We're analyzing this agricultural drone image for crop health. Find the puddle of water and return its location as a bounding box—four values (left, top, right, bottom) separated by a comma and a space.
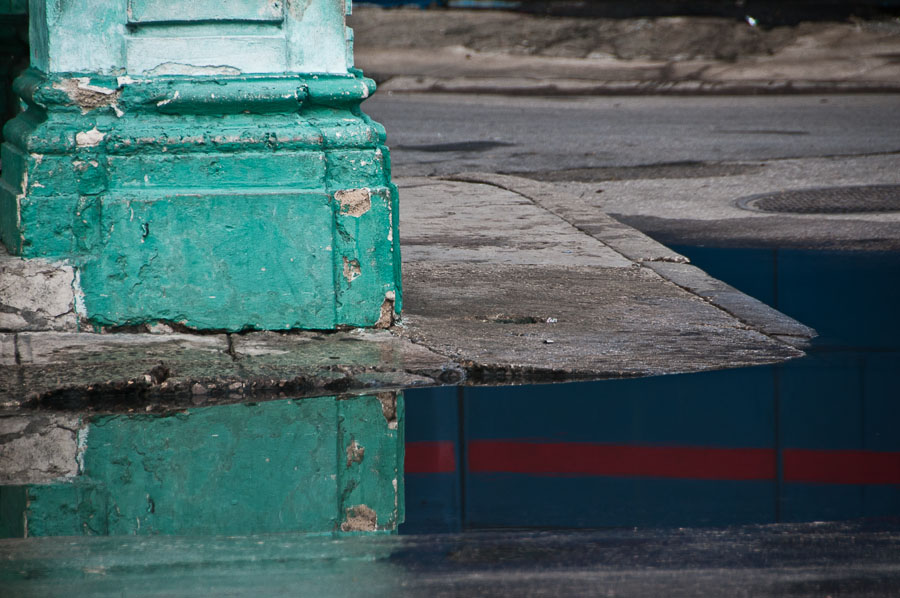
402, 248, 900, 533
2, 248, 897, 540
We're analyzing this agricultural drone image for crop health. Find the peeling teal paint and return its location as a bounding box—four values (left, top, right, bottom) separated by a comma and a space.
1, 393, 404, 537
1, 0, 401, 331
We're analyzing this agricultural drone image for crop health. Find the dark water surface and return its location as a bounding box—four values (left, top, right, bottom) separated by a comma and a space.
402, 248, 900, 533
4, 248, 899, 596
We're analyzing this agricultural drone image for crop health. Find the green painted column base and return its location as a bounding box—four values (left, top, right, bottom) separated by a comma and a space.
0, 70, 402, 331
0, 393, 404, 537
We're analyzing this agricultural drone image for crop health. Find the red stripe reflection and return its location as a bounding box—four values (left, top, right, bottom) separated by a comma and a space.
468, 441, 775, 481
784, 449, 900, 485
406, 441, 456, 474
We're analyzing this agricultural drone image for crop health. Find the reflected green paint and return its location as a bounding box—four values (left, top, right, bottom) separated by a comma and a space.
0, 486, 26, 537
1, 393, 404, 537
0, 533, 402, 597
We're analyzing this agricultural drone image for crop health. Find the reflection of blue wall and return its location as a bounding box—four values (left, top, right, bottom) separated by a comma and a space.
403, 386, 461, 533
679, 247, 900, 349
682, 248, 900, 525
402, 249, 900, 533
464, 374, 776, 528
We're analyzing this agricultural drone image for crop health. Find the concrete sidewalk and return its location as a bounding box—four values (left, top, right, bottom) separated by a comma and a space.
0, 176, 812, 411
350, 7, 900, 94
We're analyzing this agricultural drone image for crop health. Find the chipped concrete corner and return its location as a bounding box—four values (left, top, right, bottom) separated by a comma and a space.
376, 391, 399, 430
52, 77, 122, 114
375, 291, 397, 329
0, 0, 401, 332
336, 188, 372, 217
341, 504, 378, 532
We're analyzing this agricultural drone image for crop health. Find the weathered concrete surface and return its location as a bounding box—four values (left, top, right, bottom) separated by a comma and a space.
445, 173, 688, 264
397, 176, 806, 382
0, 329, 457, 410
402, 261, 800, 381
351, 7, 900, 94
0, 249, 79, 332
449, 173, 816, 346
0, 414, 81, 484
0, 177, 810, 407
229, 330, 462, 390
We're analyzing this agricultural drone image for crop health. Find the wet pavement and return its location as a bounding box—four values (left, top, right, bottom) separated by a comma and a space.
3, 520, 899, 597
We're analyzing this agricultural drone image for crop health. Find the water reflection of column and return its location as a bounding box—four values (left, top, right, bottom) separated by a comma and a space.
0, 392, 404, 537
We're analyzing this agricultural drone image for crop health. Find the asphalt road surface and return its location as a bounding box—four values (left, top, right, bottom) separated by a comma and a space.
369, 93, 900, 250
366, 93, 900, 178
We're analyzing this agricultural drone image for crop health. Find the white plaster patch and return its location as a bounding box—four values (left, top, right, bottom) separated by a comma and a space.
75, 423, 89, 475
73, 269, 86, 327
144, 62, 242, 77
156, 90, 181, 107
0, 248, 80, 332
76, 127, 106, 148
147, 322, 176, 334
0, 414, 83, 485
